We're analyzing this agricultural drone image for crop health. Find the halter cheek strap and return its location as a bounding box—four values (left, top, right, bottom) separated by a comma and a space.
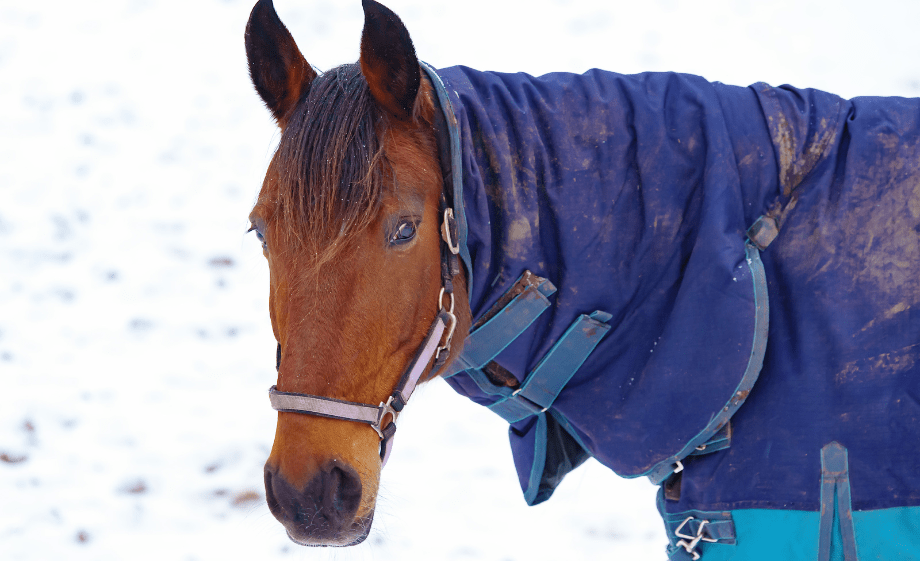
268, 206, 461, 466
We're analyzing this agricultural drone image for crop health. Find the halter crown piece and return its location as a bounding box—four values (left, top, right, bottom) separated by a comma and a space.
268, 64, 463, 466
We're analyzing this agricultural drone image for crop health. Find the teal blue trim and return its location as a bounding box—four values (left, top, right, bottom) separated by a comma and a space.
657, 503, 920, 559
517, 312, 612, 410
488, 389, 543, 421
487, 312, 611, 423
419, 62, 471, 287
688, 423, 732, 456
464, 368, 515, 398
854, 506, 920, 559
589, 310, 613, 322
684, 509, 820, 561
522, 413, 548, 506
443, 283, 554, 378
534, 277, 557, 298
439, 350, 477, 380
645, 241, 769, 485
645, 460, 678, 486
668, 547, 698, 560
819, 442, 858, 561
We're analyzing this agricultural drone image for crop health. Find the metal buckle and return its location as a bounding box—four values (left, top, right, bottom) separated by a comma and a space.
441, 208, 460, 255
438, 287, 455, 314
674, 516, 717, 560
372, 395, 400, 440
511, 387, 549, 413
435, 288, 458, 361
435, 312, 457, 362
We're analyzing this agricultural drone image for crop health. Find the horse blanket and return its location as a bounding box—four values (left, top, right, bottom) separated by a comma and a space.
422, 63, 920, 560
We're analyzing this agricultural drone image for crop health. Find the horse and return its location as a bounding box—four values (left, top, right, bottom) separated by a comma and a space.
244, 0, 920, 558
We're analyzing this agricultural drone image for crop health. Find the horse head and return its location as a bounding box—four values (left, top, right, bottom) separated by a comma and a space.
245, 0, 471, 546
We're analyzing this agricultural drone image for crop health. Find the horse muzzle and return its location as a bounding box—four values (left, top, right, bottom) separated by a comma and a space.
264, 460, 373, 546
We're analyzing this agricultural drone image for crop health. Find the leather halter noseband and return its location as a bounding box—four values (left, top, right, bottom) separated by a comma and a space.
269, 206, 460, 465
268, 63, 463, 466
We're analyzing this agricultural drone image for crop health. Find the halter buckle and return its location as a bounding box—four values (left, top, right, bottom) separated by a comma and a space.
373, 395, 400, 440
436, 289, 458, 362
435, 312, 457, 364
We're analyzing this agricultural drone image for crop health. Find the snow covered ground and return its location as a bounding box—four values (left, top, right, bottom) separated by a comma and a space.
2, 0, 918, 559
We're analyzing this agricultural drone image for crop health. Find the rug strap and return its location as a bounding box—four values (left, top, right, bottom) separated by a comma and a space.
487, 310, 612, 423
440, 271, 555, 381
818, 442, 859, 561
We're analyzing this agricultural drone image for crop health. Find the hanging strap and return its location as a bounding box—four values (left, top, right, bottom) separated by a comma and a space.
818, 442, 859, 561
647, 216, 774, 485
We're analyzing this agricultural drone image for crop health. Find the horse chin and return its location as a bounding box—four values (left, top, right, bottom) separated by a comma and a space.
284, 513, 374, 548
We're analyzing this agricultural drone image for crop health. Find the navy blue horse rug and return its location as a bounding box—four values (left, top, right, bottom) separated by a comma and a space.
423, 63, 920, 560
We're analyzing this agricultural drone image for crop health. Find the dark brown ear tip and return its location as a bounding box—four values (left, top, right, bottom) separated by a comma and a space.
245, 0, 280, 52
245, 0, 315, 127
361, 0, 398, 23
248, 0, 278, 27
358, 0, 421, 122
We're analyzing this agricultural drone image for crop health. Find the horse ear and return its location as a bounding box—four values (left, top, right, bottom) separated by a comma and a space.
359, 0, 421, 121
245, 0, 317, 128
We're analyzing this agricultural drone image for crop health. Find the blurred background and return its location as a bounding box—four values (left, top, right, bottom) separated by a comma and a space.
2, 0, 918, 559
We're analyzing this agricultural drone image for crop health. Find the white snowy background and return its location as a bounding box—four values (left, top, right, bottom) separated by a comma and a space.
2, 0, 918, 559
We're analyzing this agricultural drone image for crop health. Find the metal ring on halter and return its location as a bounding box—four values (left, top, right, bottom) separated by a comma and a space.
438, 287, 455, 313
373, 395, 400, 439
441, 208, 460, 255
436, 287, 457, 360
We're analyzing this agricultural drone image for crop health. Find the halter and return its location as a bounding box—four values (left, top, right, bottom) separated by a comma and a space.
268, 63, 463, 466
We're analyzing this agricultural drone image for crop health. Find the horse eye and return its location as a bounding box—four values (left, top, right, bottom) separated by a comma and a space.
391, 221, 417, 244
248, 224, 268, 251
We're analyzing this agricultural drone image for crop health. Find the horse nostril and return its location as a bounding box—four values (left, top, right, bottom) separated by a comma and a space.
326, 464, 362, 519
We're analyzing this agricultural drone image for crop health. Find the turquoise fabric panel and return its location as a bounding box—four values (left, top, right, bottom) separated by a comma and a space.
691, 510, 819, 561
679, 507, 920, 560
853, 506, 920, 560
